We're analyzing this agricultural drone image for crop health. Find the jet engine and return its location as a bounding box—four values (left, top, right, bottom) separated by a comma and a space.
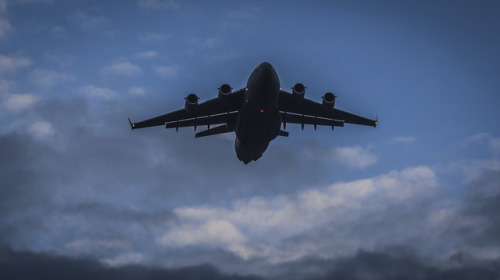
322, 92, 336, 110
185, 93, 199, 114
218, 83, 232, 105
292, 83, 305, 99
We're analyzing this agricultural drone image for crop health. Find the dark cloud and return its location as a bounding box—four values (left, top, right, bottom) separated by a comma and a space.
64, 202, 175, 227
274, 247, 500, 280
461, 170, 500, 246
0, 132, 59, 245
0, 246, 263, 280
3, 245, 500, 280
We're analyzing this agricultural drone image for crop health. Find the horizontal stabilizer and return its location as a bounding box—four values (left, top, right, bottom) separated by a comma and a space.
195, 124, 233, 138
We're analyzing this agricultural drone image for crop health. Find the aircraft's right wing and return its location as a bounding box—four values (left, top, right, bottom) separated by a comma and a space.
129, 87, 246, 130
278, 89, 377, 128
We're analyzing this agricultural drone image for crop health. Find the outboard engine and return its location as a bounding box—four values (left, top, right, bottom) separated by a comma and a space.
184, 93, 199, 114
218, 84, 232, 105
292, 83, 305, 99
322, 92, 336, 110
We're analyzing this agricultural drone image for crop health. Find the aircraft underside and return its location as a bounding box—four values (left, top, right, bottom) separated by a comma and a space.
128, 62, 377, 164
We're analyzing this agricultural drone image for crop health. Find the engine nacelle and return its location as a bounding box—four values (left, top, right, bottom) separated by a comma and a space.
184, 93, 199, 114
218, 83, 232, 105
322, 92, 336, 110
292, 83, 305, 99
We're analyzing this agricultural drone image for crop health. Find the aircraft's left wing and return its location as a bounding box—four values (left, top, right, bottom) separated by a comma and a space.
129, 87, 245, 131
278, 89, 377, 128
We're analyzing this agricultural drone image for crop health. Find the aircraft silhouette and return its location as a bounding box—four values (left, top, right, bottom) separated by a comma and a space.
129, 62, 377, 164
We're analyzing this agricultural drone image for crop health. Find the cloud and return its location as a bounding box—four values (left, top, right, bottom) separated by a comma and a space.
446, 134, 500, 181
28, 121, 55, 139
128, 87, 147, 96
0, 0, 6, 13
460, 133, 500, 153
138, 0, 179, 10
160, 166, 437, 261
448, 159, 500, 183
330, 145, 377, 168
161, 220, 245, 247
465, 132, 490, 143
63, 239, 128, 256
43, 52, 77, 68
134, 51, 158, 59
30, 68, 75, 87
0, 1, 9, 38
299, 143, 376, 169
0, 17, 10, 38
155, 65, 178, 78
461, 170, 500, 248
0, 54, 31, 74
0, 133, 59, 246
102, 252, 146, 267
0, 246, 264, 280
1, 92, 498, 278
489, 137, 500, 154
1, 94, 38, 111
275, 247, 500, 280
80, 85, 116, 99
101, 62, 143, 77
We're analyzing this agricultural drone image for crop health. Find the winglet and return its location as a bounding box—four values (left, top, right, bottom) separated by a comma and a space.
128, 118, 135, 130
374, 115, 378, 127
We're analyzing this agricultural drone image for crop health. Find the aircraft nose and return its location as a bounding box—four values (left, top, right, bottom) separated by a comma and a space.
259, 62, 273, 71
257, 62, 275, 76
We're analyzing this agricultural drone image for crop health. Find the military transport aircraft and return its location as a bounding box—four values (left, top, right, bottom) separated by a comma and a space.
128, 62, 377, 164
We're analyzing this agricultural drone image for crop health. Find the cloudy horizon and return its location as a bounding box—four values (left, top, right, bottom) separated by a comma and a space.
1, 0, 500, 279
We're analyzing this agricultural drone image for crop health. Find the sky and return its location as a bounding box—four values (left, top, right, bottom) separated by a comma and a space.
1, 0, 500, 279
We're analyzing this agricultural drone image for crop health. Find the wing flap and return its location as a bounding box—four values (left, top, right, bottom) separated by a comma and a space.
165, 111, 239, 129
281, 112, 344, 128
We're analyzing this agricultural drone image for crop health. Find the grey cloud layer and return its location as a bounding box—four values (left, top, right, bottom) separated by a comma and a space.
2, 245, 500, 280
0, 246, 263, 280
2, 97, 500, 279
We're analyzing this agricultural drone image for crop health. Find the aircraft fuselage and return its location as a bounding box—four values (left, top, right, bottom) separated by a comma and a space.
235, 62, 281, 164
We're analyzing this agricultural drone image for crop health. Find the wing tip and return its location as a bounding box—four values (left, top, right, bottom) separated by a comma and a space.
128, 118, 135, 130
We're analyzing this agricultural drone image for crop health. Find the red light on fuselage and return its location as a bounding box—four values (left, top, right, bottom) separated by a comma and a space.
260, 109, 264, 113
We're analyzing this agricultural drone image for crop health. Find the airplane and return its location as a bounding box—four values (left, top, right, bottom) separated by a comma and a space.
128, 62, 377, 164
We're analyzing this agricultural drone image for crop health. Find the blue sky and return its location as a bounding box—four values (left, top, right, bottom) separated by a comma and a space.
1, 0, 500, 279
